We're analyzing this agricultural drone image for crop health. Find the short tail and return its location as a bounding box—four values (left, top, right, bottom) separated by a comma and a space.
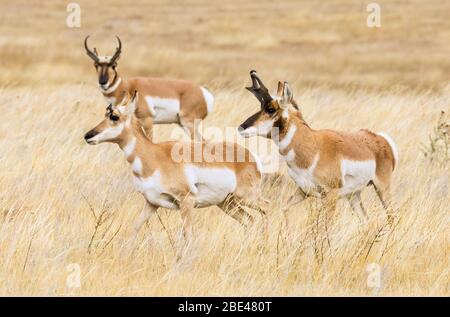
200, 86, 214, 114
377, 132, 399, 170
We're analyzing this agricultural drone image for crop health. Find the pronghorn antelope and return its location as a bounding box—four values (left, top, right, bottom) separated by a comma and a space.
84, 36, 214, 140
238, 71, 398, 220
84, 91, 266, 240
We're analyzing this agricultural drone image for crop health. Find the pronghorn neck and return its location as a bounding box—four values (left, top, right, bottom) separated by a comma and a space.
100, 74, 124, 96
273, 112, 317, 163
117, 116, 153, 163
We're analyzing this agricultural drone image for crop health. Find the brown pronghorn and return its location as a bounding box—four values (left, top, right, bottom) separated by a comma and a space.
238, 71, 398, 220
84, 91, 266, 240
84, 36, 214, 140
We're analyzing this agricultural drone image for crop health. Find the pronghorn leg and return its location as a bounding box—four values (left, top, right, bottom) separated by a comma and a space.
179, 115, 202, 141
347, 191, 368, 223
122, 200, 157, 255
322, 189, 339, 225
371, 180, 394, 222
282, 187, 307, 212
237, 195, 269, 239
239, 197, 268, 217
133, 200, 158, 238
218, 195, 254, 226
179, 194, 194, 241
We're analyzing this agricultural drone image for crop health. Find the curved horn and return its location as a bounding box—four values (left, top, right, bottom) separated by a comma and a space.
110, 35, 122, 64
245, 70, 272, 104
84, 35, 99, 63
250, 71, 269, 94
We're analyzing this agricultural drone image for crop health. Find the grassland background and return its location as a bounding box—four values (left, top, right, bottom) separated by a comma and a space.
0, 0, 448, 296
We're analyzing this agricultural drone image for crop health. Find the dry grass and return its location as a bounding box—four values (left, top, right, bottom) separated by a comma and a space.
0, 0, 448, 296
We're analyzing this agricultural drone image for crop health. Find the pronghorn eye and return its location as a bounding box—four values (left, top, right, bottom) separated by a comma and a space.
266, 107, 276, 114
110, 114, 119, 121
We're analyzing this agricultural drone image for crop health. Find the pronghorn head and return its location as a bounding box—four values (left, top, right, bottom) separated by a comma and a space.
84, 91, 137, 145
84, 35, 122, 90
238, 71, 293, 138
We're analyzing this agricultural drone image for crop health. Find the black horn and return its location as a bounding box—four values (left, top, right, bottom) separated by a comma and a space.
84, 35, 99, 63
109, 35, 122, 64
245, 70, 272, 105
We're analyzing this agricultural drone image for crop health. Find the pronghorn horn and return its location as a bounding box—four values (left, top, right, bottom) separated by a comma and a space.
251, 71, 269, 93
84, 35, 99, 63
109, 35, 122, 65
245, 70, 272, 104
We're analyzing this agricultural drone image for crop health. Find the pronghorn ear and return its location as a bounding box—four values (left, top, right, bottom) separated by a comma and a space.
282, 82, 293, 104
277, 81, 284, 97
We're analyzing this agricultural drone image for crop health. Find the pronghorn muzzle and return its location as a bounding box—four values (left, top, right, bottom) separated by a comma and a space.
84, 129, 98, 144
238, 111, 262, 133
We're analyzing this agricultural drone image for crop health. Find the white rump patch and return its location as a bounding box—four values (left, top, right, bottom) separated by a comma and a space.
340, 159, 376, 196
145, 96, 180, 123
184, 165, 237, 207
287, 154, 320, 196
376, 132, 399, 167
200, 87, 215, 114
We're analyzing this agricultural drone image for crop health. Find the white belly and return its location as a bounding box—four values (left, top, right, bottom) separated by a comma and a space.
133, 170, 177, 209
145, 96, 180, 123
340, 159, 376, 196
184, 165, 237, 207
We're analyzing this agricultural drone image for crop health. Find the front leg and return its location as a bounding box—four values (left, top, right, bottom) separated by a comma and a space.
133, 200, 158, 240
179, 194, 194, 242
282, 187, 307, 212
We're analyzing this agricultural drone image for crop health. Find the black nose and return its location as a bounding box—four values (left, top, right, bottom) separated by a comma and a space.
238, 125, 247, 132
84, 130, 97, 141
99, 75, 108, 85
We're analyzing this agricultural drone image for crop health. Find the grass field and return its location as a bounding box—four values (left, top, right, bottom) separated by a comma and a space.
0, 0, 448, 296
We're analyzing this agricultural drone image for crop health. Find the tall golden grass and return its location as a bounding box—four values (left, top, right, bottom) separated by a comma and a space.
0, 0, 448, 295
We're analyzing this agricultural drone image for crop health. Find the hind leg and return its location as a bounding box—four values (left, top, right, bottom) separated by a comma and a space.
372, 181, 395, 224
283, 187, 307, 212
234, 187, 269, 238
218, 195, 254, 226
179, 115, 202, 141
179, 92, 207, 141
347, 191, 368, 223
